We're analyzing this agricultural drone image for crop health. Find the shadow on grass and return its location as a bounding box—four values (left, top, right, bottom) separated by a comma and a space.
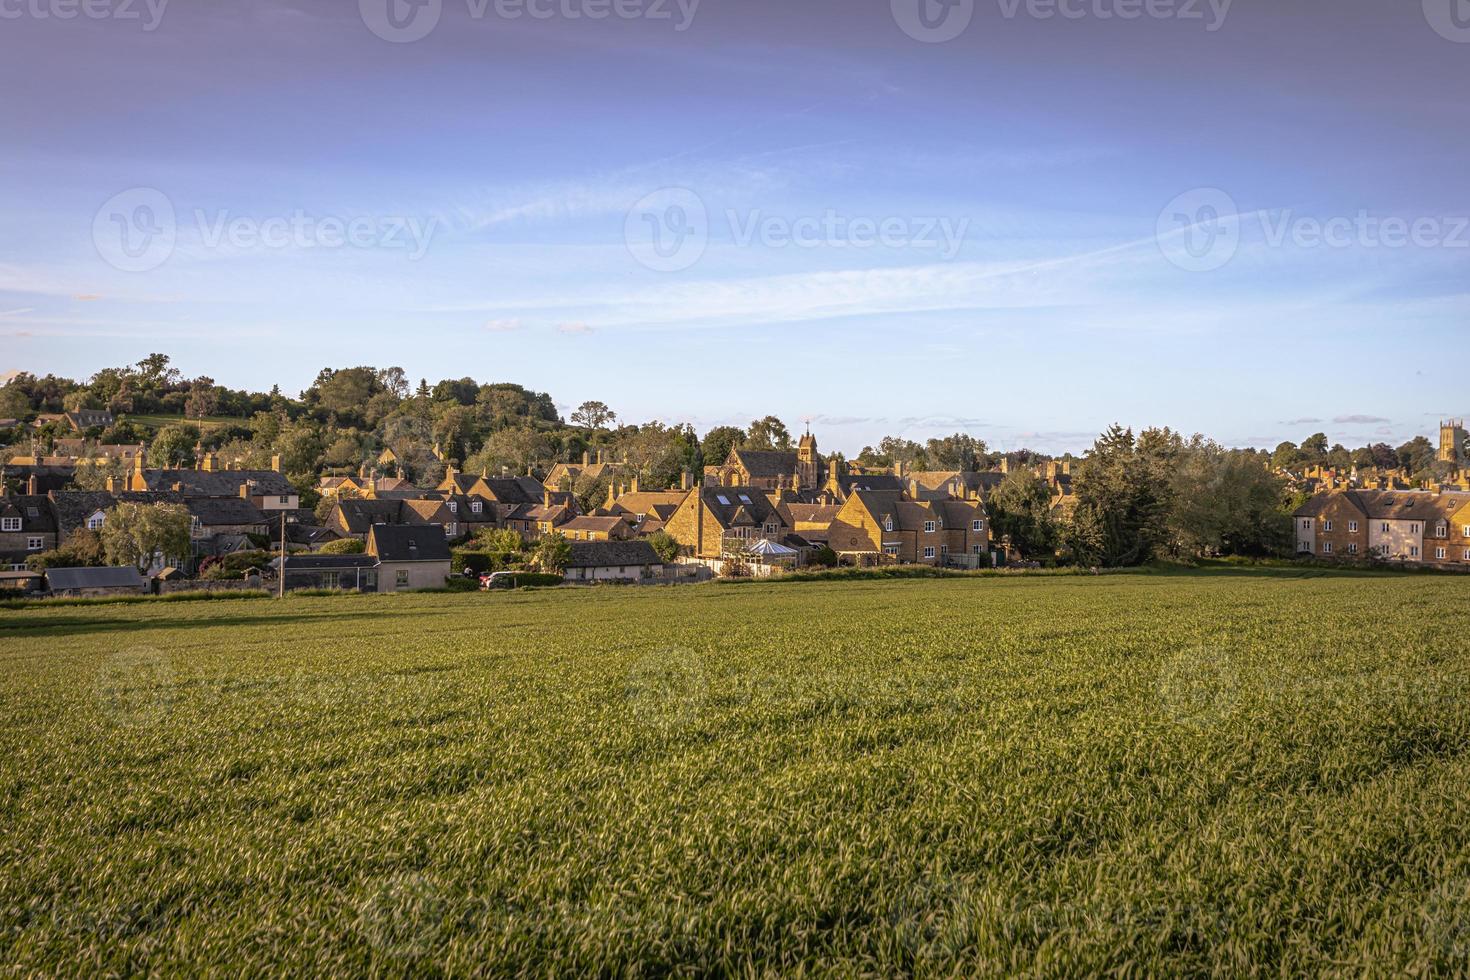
0, 609, 405, 640
1135, 560, 1446, 581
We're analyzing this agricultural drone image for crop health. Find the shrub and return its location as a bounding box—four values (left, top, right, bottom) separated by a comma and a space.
318, 538, 366, 555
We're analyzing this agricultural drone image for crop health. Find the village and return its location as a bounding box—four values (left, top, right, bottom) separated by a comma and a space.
4, 383, 1470, 599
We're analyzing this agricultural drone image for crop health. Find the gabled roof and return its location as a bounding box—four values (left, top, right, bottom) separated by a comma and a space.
367, 524, 452, 563
0, 495, 58, 533
564, 540, 662, 569
1294, 492, 1370, 519
700, 486, 786, 528
1355, 490, 1443, 521
561, 515, 628, 533
731, 449, 801, 478
786, 504, 841, 526
607, 491, 687, 521
334, 499, 405, 534
186, 497, 268, 527
142, 468, 295, 497
45, 566, 144, 591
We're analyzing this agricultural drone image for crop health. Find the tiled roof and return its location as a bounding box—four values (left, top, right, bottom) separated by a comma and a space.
732, 449, 800, 478
142, 468, 295, 497
368, 524, 451, 563
564, 540, 662, 569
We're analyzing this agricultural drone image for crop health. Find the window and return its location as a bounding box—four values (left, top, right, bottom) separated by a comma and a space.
1412, 524, 1421, 535
1324, 520, 1333, 532
0, 518, 19, 532
1382, 523, 1391, 534
1464, 549, 1470, 562
972, 520, 983, 532
87, 513, 105, 530
940, 545, 949, 556
1464, 526, 1470, 538
395, 570, 410, 588
279, 495, 291, 505
1322, 541, 1332, 554
447, 501, 458, 513
972, 545, 982, 555
716, 495, 731, 506
445, 523, 457, 536
1411, 547, 1420, 558
1437, 525, 1448, 538
471, 501, 483, 514
923, 546, 936, 559
1348, 543, 1358, 554
26, 537, 43, 551
883, 517, 893, 532
924, 521, 936, 533
737, 494, 752, 505
883, 544, 899, 556
1348, 521, 1358, 533
1437, 547, 1447, 560
1301, 519, 1312, 530
764, 523, 777, 535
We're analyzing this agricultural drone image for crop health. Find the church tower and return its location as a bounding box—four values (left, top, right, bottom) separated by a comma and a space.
1440, 420, 1467, 466
796, 426, 819, 489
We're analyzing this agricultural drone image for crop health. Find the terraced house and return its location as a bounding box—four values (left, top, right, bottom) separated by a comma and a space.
664, 485, 795, 560
0, 495, 57, 570
827, 490, 990, 567
1294, 490, 1470, 565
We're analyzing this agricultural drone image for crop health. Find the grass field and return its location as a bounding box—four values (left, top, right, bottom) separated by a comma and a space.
4, 570, 1470, 975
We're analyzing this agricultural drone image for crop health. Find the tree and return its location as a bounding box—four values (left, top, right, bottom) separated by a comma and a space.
476, 527, 525, 555
570, 400, 617, 431
1167, 439, 1291, 558
0, 383, 33, 420
1301, 432, 1330, 456
184, 378, 219, 420
1397, 437, 1437, 477
1067, 425, 1171, 567
746, 416, 793, 451
988, 469, 1057, 559
701, 425, 745, 466
532, 532, 571, 574
148, 423, 201, 468
318, 538, 366, 555
1271, 441, 1304, 471
647, 530, 680, 564
99, 503, 192, 573
26, 529, 105, 570
926, 433, 988, 472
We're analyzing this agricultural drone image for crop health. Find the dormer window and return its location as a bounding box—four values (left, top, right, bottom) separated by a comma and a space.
471, 501, 483, 514
883, 517, 893, 532
448, 501, 458, 513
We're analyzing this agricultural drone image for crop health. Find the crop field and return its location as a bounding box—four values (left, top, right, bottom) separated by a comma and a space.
3, 569, 1470, 975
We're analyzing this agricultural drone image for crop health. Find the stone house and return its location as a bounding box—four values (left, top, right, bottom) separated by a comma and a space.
664, 486, 794, 560
827, 490, 989, 566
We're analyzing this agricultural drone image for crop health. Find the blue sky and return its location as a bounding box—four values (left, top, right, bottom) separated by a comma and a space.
1, 0, 1467, 455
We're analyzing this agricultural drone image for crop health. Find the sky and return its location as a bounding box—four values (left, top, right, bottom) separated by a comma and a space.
1, 0, 1467, 456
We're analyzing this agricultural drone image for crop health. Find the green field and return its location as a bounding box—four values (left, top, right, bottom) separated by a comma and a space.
3, 571, 1470, 975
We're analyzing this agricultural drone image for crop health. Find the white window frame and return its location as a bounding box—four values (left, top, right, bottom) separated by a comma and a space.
1324, 520, 1333, 532
883, 518, 893, 532
1348, 521, 1358, 533
924, 521, 936, 533
972, 520, 983, 532
0, 518, 19, 532
87, 513, 105, 530
1436, 547, 1447, 560
471, 501, 483, 514
923, 546, 936, 559
1322, 541, 1332, 554
1348, 543, 1358, 554
26, 537, 44, 551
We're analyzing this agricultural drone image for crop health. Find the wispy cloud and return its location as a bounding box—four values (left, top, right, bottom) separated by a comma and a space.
1282, 418, 1324, 426
484, 318, 521, 332
1333, 414, 1392, 425
557, 321, 594, 335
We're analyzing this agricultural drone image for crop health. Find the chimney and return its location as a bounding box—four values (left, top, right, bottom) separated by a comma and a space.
106, 475, 117, 493
596, 450, 604, 465
543, 487, 553, 507
582, 451, 590, 466
680, 470, 692, 491
271, 454, 282, 473
631, 473, 640, 493
26, 475, 37, 495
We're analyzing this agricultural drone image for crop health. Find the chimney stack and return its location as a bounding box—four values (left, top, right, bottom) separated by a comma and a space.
631, 472, 640, 493
582, 450, 590, 466
271, 454, 282, 473
26, 475, 37, 495
680, 470, 692, 491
